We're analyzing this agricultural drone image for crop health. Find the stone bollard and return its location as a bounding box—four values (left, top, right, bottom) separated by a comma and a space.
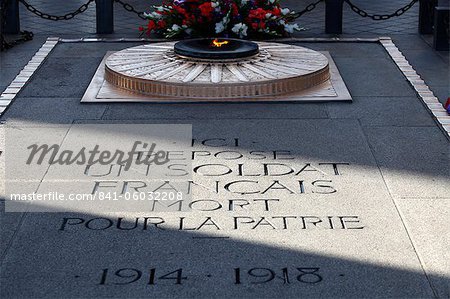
96, 0, 114, 34
325, 0, 344, 34
3, 0, 20, 34
433, 5, 449, 50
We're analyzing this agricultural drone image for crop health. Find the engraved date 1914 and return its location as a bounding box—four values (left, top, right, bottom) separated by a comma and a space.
97, 267, 323, 285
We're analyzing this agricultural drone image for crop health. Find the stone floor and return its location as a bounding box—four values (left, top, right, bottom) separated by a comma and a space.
0, 0, 449, 298
2, 0, 449, 104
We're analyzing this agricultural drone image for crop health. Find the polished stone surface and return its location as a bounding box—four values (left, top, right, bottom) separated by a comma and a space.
0, 119, 437, 297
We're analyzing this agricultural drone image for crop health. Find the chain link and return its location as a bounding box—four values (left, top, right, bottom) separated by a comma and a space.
114, 0, 146, 20
19, 0, 95, 21
292, 0, 324, 19
344, 0, 419, 21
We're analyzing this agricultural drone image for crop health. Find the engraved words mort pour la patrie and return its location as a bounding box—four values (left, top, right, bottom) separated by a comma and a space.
60, 137, 364, 232
55, 137, 364, 287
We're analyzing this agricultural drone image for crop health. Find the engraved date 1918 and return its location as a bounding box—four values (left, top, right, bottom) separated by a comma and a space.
97, 267, 323, 285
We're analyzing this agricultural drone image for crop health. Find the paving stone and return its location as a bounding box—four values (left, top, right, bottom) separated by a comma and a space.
0, 67, 22, 87
391, 35, 435, 51
427, 84, 450, 105
295, 43, 389, 58
18, 57, 103, 98
103, 102, 328, 120
363, 127, 450, 199
0, 48, 42, 68
1, 97, 107, 125
0, 201, 24, 259
0, 119, 434, 297
396, 199, 450, 298
401, 49, 449, 70
1, 182, 41, 259
332, 56, 416, 97
327, 96, 436, 127
50, 42, 142, 58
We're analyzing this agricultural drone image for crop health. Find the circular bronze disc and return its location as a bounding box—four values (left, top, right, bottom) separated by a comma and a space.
104, 42, 330, 99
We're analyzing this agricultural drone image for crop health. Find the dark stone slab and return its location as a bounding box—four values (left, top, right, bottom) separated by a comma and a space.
103, 102, 328, 120
1, 98, 107, 125
0, 201, 23, 259
297, 42, 389, 58
0, 67, 21, 87
332, 56, 416, 97
327, 96, 436, 127
428, 84, 450, 104
18, 57, 102, 98
364, 126, 450, 199
50, 42, 142, 58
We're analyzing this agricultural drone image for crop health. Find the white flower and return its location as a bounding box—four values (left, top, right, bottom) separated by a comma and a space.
268, 0, 276, 3
211, 2, 219, 8
283, 23, 300, 33
215, 22, 226, 34
232, 23, 248, 38
240, 0, 249, 6
265, 13, 272, 19
281, 8, 290, 15
151, 12, 163, 19
171, 24, 181, 31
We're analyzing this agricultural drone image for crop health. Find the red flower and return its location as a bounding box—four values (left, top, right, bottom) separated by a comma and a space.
272, 7, 281, 16
174, 6, 187, 16
147, 20, 156, 31
157, 20, 166, 28
231, 3, 239, 16
249, 8, 267, 20
198, 2, 214, 17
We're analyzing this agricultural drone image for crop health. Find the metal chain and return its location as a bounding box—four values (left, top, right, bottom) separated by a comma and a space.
344, 0, 419, 21
19, 0, 95, 21
292, 0, 324, 19
114, 0, 146, 20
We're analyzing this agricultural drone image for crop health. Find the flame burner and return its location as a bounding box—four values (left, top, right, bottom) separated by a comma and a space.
174, 38, 259, 60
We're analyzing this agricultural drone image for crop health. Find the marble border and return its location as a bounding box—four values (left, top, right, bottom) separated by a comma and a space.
0, 37, 59, 115
0, 37, 448, 138
378, 37, 450, 139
